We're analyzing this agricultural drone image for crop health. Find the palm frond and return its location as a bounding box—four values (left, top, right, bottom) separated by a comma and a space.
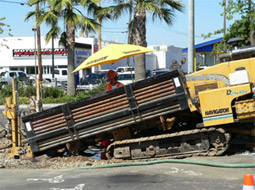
45, 26, 61, 42
152, 8, 175, 24
78, 15, 98, 33
65, 11, 80, 27
24, 11, 36, 22
59, 32, 68, 48
96, 4, 131, 21
159, 0, 184, 12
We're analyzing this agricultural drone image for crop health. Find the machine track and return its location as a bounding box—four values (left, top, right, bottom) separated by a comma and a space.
106, 128, 231, 160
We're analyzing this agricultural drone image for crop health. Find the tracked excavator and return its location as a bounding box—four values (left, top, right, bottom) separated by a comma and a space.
22, 45, 255, 160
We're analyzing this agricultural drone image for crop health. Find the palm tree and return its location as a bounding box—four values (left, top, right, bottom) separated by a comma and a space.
99, 0, 184, 80
26, 0, 98, 95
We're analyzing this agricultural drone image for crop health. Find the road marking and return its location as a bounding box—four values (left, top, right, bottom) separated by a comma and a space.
50, 184, 85, 190
164, 167, 202, 176
27, 175, 64, 183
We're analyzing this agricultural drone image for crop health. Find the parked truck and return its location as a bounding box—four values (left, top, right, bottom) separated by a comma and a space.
22, 45, 255, 159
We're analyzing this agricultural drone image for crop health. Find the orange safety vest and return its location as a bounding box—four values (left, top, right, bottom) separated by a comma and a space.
105, 82, 124, 91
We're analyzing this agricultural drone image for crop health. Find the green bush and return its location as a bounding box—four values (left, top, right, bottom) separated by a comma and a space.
42, 86, 65, 98
0, 81, 106, 104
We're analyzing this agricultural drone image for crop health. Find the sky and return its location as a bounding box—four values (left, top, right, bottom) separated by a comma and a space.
0, 0, 236, 48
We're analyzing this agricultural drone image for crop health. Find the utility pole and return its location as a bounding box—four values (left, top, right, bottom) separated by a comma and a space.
35, 3, 42, 112
223, 0, 226, 37
126, 0, 133, 67
32, 26, 37, 78
188, 0, 194, 73
36, 3, 42, 82
98, 1, 102, 71
52, 36, 55, 79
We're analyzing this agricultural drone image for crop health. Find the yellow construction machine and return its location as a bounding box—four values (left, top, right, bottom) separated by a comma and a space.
21, 45, 255, 160
186, 46, 255, 134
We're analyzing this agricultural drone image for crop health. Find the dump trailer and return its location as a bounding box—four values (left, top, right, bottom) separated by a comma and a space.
22, 46, 255, 160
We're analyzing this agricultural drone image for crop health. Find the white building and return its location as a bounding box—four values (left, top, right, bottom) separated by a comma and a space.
0, 35, 100, 79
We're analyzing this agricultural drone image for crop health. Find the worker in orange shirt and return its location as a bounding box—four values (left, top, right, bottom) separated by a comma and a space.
100, 70, 124, 159
105, 70, 124, 91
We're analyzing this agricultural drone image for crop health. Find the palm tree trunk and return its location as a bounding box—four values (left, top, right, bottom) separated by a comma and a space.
250, 30, 255, 45
66, 24, 76, 96
36, 3, 42, 82
131, 7, 147, 81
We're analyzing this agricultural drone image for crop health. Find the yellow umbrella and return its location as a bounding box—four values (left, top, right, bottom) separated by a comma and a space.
73, 43, 156, 73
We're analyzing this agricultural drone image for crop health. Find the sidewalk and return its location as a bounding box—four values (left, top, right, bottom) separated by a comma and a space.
0, 103, 63, 110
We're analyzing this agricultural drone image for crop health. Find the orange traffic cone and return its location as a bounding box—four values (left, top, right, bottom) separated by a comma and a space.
243, 174, 255, 190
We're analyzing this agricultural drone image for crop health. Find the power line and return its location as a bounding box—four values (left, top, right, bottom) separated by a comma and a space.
103, 27, 127, 30
0, 0, 26, 5
102, 31, 128, 33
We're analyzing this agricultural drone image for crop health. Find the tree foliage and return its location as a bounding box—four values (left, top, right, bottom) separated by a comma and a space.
0, 17, 12, 36
203, 0, 255, 51
98, 0, 184, 80
25, 0, 99, 95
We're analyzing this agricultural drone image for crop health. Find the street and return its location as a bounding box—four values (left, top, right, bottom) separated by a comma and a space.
1, 161, 255, 190
0, 104, 255, 190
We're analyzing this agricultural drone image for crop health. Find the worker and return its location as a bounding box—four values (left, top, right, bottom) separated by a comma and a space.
105, 70, 124, 91
100, 70, 124, 159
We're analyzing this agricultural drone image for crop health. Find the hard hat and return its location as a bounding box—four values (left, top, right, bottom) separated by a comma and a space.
107, 70, 117, 80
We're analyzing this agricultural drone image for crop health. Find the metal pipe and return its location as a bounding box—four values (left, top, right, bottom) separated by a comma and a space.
73, 101, 129, 120
34, 121, 66, 132
135, 87, 175, 101
134, 83, 174, 97
32, 113, 64, 125
72, 94, 127, 113
188, 0, 194, 73
219, 46, 255, 62
34, 123, 67, 135
134, 80, 173, 93
74, 104, 129, 122
32, 116, 66, 128
72, 98, 128, 116
137, 90, 176, 104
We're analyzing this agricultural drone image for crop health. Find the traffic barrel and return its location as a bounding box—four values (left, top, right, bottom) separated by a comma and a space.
243, 174, 254, 190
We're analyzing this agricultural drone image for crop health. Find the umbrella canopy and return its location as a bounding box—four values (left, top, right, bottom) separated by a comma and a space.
73, 44, 156, 73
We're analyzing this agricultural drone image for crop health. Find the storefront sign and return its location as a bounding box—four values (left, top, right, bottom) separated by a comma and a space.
13, 48, 68, 57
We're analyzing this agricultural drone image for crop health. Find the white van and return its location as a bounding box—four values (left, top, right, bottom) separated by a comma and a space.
44, 68, 67, 82
118, 72, 135, 85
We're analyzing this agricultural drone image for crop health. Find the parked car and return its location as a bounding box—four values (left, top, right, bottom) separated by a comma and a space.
116, 66, 134, 73
0, 70, 29, 86
80, 73, 105, 85
118, 72, 135, 85
152, 69, 170, 76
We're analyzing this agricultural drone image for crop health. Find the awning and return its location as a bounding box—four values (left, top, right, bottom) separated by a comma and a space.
182, 37, 223, 53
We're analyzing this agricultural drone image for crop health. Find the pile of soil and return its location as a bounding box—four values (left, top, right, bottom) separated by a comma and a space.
0, 138, 124, 169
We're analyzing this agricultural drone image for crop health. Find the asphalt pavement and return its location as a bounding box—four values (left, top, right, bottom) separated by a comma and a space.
1, 103, 255, 190
1, 162, 255, 190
